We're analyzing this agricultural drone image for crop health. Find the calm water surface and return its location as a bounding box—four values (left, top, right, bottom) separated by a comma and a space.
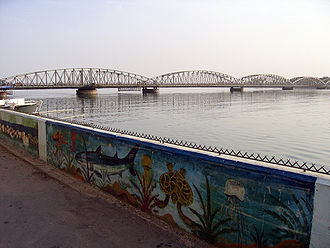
15, 88, 330, 169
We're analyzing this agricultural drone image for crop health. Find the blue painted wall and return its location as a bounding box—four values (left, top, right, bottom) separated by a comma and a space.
46, 120, 317, 247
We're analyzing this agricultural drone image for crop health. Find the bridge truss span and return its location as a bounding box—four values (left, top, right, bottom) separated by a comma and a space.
290, 77, 327, 88
1, 68, 150, 89
239, 74, 292, 87
1, 68, 329, 89
152, 70, 239, 87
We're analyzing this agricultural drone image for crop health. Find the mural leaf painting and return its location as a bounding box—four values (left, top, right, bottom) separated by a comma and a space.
63, 131, 76, 173
77, 136, 95, 183
130, 170, 159, 214
93, 169, 111, 188
263, 190, 313, 247
64, 148, 75, 173
189, 176, 236, 244
250, 225, 268, 248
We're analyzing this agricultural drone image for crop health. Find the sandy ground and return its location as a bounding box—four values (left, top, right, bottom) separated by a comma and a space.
0, 139, 210, 248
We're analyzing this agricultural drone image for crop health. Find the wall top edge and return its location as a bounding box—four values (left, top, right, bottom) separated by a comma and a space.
315, 177, 330, 187
0, 109, 42, 121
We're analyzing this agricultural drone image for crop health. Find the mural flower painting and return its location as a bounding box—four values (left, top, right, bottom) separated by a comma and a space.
52, 130, 69, 156
130, 155, 159, 214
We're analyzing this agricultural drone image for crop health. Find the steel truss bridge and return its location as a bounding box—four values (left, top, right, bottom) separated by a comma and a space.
0, 68, 329, 90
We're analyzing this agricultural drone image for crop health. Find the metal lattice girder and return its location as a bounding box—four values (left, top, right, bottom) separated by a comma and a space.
0, 69, 329, 89
290, 77, 327, 87
152, 70, 239, 86
0, 68, 150, 88
239, 74, 291, 87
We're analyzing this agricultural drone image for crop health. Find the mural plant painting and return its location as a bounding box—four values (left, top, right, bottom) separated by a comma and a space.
188, 176, 236, 244
45, 121, 316, 248
93, 169, 111, 188
52, 130, 69, 168
77, 136, 95, 183
63, 131, 76, 174
250, 225, 268, 248
130, 170, 159, 214
263, 190, 313, 247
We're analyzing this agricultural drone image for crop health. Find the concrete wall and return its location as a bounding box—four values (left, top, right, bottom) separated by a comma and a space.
1, 109, 329, 247
0, 110, 39, 157
310, 178, 330, 247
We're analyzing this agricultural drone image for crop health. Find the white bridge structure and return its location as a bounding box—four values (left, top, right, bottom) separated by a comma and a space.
0, 68, 329, 91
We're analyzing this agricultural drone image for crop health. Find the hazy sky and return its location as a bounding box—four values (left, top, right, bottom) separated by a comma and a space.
0, 0, 329, 78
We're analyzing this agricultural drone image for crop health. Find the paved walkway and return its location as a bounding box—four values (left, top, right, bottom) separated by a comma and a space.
0, 140, 208, 248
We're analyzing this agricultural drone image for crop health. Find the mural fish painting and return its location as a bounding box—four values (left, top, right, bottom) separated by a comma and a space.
75, 144, 140, 177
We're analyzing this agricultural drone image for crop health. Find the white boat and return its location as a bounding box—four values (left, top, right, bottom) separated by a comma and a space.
0, 98, 42, 114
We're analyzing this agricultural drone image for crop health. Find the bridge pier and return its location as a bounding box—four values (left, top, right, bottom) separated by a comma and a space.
76, 85, 98, 96
230, 87, 243, 93
282, 86, 293, 90
142, 87, 158, 94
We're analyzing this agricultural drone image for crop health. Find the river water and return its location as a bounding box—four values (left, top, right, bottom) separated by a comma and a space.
14, 88, 330, 169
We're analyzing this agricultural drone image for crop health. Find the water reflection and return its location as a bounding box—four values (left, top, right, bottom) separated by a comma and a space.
40, 89, 326, 116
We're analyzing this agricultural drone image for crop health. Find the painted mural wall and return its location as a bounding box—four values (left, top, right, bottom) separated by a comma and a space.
0, 111, 38, 157
46, 121, 316, 248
